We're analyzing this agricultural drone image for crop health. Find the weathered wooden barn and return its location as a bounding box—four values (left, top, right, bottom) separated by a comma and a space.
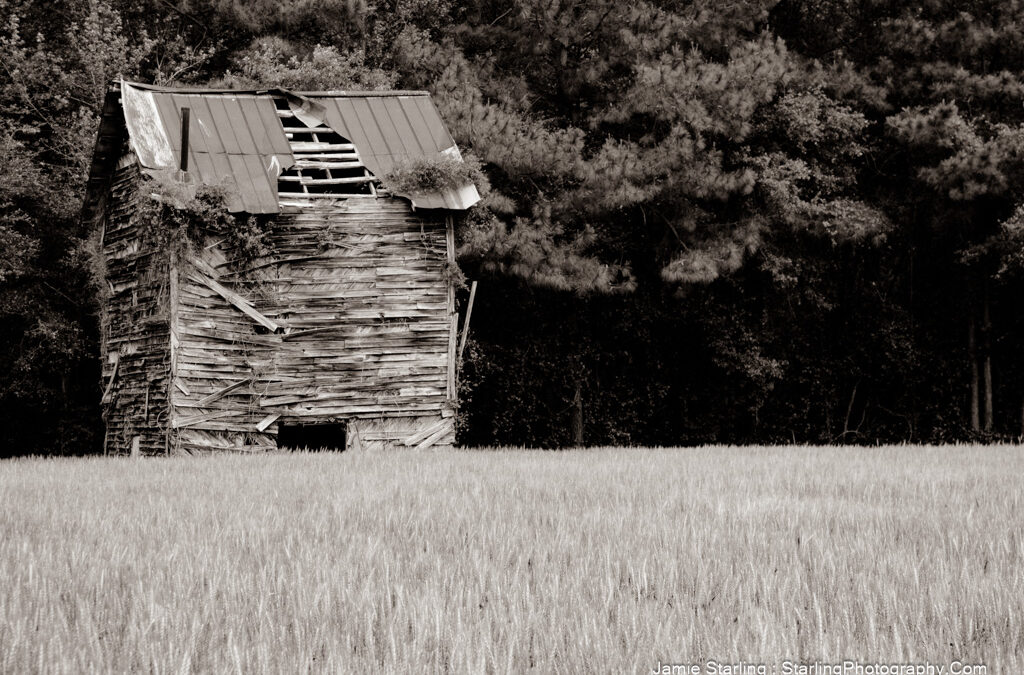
82, 81, 479, 454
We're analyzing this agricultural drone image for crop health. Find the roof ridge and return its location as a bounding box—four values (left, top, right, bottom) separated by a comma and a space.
119, 80, 430, 98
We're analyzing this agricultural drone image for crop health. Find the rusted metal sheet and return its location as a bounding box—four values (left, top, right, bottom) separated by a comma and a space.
112, 82, 479, 214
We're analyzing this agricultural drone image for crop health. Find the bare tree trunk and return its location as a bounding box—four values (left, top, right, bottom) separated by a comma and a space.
571, 381, 584, 446
982, 283, 994, 433
969, 315, 980, 433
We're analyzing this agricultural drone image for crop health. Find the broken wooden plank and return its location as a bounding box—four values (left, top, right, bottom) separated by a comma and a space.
414, 421, 452, 451
278, 175, 374, 185
289, 152, 361, 161
281, 326, 350, 342
259, 393, 320, 407
403, 418, 450, 447
346, 422, 363, 451
196, 378, 252, 406
293, 159, 362, 170
174, 379, 191, 396
458, 280, 478, 362
282, 125, 336, 134
172, 409, 236, 429
290, 141, 356, 152
101, 354, 120, 405
188, 271, 282, 333
255, 413, 280, 432
278, 192, 361, 200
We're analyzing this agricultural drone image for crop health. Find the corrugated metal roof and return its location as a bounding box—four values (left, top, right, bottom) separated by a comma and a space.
114, 81, 479, 214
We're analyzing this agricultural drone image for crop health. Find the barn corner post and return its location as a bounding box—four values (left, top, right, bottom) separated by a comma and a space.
163, 105, 190, 456
446, 213, 458, 406
166, 244, 181, 455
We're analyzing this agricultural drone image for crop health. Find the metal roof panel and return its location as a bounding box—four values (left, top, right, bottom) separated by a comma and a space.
220, 97, 259, 155
242, 154, 279, 213
254, 99, 293, 155
349, 98, 393, 163
189, 152, 216, 184
152, 93, 179, 157
109, 82, 478, 214
319, 99, 352, 140
412, 96, 455, 150
237, 96, 274, 155
207, 151, 235, 189
379, 97, 425, 156
123, 86, 174, 168
399, 97, 439, 153
188, 96, 225, 156
226, 153, 258, 210
366, 97, 404, 157
204, 96, 244, 154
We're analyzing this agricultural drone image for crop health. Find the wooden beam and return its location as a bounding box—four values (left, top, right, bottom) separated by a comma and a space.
415, 421, 452, 450
281, 326, 349, 342
292, 153, 360, 161
188, 271, 282, 333
282, 126, 335, 133
101, 354, 120, 405
255, 413, 280, 432
290, 141, 356, 152
196, 378, 252, 406
168, 248, 181, 453
258, 392, 320, 407
457, 280, 478, 363
172, 410, 236, 429
278, 174, 375, 185
292, 159, 364, 170
445, 215, 457, 401
346, 422, 363, 452
403, 418, 449, 447
277, 191, 364, 200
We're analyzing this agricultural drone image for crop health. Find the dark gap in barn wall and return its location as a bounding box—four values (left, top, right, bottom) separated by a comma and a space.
277, 423, 347, 451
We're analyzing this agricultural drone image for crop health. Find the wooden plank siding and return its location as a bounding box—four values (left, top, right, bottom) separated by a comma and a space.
92, 87, 476, 454
99, 160, 173, 455
167, 197, 457, 453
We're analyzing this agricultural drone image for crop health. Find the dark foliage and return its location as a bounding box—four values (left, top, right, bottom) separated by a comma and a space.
3, 0, 1024, 453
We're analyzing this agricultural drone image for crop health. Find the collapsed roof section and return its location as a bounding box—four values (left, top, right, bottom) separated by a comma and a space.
82, 80, 480, 226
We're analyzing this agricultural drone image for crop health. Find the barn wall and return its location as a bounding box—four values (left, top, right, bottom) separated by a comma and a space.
170, 197, 456, 452
100, 160, 172, 455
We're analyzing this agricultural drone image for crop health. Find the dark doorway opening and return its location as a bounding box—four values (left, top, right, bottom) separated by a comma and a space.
277, 423, 347, 451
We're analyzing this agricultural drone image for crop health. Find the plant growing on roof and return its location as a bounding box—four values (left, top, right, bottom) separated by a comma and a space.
224, 215, 276, 267
135, 171, 276, 272
384, 153, 485, 293
382, 153, 488, 196
134, 172, 233, 275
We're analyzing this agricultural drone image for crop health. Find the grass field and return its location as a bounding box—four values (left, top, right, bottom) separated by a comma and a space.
1, 446, 1021, 674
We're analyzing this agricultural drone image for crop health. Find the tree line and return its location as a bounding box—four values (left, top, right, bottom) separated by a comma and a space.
3, 0, 1024, 453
